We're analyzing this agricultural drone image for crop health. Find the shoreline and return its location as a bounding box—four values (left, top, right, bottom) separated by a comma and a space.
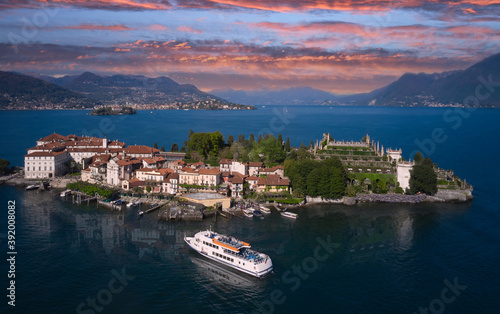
2, 175, 473, 205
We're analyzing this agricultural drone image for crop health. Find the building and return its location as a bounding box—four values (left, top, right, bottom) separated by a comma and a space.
24, 151, 70, 179
229, 177, 244, 198
387, 148, 402, 162
248, 162, 263, 176
162, 173, 179, 195
397, 161, 414, 190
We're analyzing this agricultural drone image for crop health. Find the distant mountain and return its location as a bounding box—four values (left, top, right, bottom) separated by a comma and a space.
53, 72, 222, 105
362, 52, 500, 107
0, 71, 94, 109
210, 87, 336, 106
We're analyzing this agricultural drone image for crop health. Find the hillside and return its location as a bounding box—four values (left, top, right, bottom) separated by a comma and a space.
364, 53, 500, 107
210, 87, 336, 106
58, 72, 224, 105
0, 71, 95, 109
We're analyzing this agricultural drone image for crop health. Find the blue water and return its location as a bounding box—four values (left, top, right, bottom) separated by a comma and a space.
0, 106, 499, 313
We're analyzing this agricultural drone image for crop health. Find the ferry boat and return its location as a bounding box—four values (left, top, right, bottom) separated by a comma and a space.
259, 206, 271, 214
184, 230, 273, 278
281, 211, 298, 219
60, 189, 71, 197
242, 208, 253, 218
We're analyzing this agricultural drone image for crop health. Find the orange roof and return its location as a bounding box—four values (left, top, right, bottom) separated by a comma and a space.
125, 145, 159, 154
245, 176, 260, 181
38, 133, 68, 142
199, 168, 220, 175
25, 151, 68, 157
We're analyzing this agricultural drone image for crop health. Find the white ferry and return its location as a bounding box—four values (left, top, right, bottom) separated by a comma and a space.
281, 211, 298, 219
184, 230, 273, 278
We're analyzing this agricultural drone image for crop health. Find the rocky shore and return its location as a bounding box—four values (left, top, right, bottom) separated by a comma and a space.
306, 189, 473, 206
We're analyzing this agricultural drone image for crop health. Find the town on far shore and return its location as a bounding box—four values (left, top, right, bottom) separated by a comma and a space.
19, 130, 473, 219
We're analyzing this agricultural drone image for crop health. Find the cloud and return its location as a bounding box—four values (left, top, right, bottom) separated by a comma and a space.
176, 26, 203, 34
57, 23, 135, 31
1, 0, 499, 13
148, 24, 169, 31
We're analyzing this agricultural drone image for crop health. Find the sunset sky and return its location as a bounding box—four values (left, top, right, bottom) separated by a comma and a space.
1, 0, 500, 94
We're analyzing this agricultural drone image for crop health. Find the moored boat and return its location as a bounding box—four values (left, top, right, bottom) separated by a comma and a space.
26, 185, 39, 191
253, 209, 263, 217
242, 208, 253, 217
184, 230, 273, 278
259, 206, 271, 214
281, 211, 298, 219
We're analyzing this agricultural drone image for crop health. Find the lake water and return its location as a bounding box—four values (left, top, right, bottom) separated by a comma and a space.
0, 106, 499, 313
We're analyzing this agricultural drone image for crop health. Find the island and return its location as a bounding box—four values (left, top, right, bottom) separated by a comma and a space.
12, 131, 472, 220
89, 106, 136, 115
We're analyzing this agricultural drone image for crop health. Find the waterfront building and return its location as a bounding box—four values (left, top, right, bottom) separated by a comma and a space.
397, 161, 414, 190
229, 177, 244, 198
387, 148, 402, 162
24, 151, 71, 179
162, 173, 179, 194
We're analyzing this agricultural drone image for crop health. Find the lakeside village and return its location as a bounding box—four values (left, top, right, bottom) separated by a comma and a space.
18, 131, 473, 220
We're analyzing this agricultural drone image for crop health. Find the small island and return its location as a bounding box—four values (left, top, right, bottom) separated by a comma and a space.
89, 106, 136, 115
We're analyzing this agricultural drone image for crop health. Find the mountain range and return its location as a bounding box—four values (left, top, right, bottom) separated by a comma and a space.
2, 52, 499, 109
215, 52, 500, 108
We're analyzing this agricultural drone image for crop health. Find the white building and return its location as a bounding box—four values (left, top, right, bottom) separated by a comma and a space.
24, 151, 70, 179
397, 161, 414, 191
387, 148, 402, 162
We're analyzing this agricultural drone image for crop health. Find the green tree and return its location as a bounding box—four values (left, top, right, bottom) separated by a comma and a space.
146, 186, 151, 193
258, 134, 263, 143
414, 151, 424, 165
409, 157, 437, 195
260, 135, 286, 164
277, 134, 283, 145
153, 142, 158, 149
238, 134, 245, 143
0, 159, 11, 175
160, 146, 166, 152
310, 140, 314, 148
227, 135, 234, 146
170, 143, 178, 152
285, 138, 291, 152
249, 133, 255, 143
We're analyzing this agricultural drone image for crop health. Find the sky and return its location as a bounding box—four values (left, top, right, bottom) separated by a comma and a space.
1, 1, 500, 94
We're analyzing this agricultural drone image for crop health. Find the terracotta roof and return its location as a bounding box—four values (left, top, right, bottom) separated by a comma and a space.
180, 167, 197, 173
82, 168, 90, 172
158, 168, 174, 175
230, 177, 244, 184
92, 154, 111, 163
245, 176, 260, 181
38, 133, 68, 142
265, 175, 290, 186
221, 171, 231, 177
135, 167, 157, 172
125, 145, 159, 154
231, 171, 245, 178
163, 172, 179, 182
248, 162, 264, 167
153, 156, 165, 162
219, 159, 232, 164
127, 178, 145, 187
116, 159, 134, 166
272, 165, 284, 170
25, 151, 68, 157
142, 158, 157, 164
198, 168, 220, 175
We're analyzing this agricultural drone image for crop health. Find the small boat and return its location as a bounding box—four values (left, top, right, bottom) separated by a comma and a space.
281, 211, 298, 219
242, 208, 253, 218
253, 209, 263, 217
138, 211, 144, 217
26, 185, 39, 191
275, 205, 285, 212
259, 206, 271, 214
60, 189, 71, 197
